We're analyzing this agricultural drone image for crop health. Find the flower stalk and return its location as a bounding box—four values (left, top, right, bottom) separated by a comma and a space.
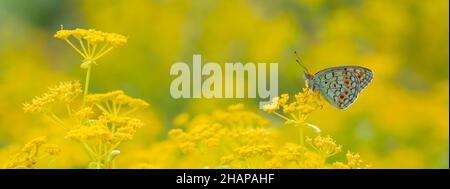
263, 87, 324, 161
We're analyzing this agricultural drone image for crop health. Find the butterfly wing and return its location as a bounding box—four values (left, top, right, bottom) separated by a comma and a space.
312, 66, 373, 109
346, 66, 374, 91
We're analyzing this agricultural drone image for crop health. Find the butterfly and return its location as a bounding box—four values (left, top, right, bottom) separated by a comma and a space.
294, 52, 374, 109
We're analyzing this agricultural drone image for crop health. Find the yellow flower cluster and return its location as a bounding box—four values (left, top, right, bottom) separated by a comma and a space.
262, 87, 324, 166
266, 143, 327, 168
65, 104, 145, 169
22, 89, 149, 169
261, 94, 288, 113
23, 81, 82, 113
306, 135, 342, 158
5, 136, 60, 168
168, 104, 280, 168
144, 103, 371, 169
229, 128, 272, 145
54, 27, 127, 67
219, 155, 235, 166
234, 144, 273, 160
345, 152, 371, 169
55, 28, 127, 47
218, 144, 273, 168
331, 152, 371, 169
277, 143, 302, 162
169, 123, 224, 153
169, 104, 272, 154
44, 144, 62, 156
66, 113, 144, 144
188, 103, 270, 129
265, 143, 303, 168
18, 27, 146, 169
263, 135, 366, 169
87, 90, 149, 115
74, 107, 95, 121
263, 87, 323, 115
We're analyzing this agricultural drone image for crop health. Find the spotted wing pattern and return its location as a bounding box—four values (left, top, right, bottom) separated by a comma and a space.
312, 66, 373, 109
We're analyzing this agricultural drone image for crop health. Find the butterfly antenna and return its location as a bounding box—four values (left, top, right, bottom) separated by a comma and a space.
294, 51, 310, 73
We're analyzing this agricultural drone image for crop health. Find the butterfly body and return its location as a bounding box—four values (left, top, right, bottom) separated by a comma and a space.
304, 66, 374, 109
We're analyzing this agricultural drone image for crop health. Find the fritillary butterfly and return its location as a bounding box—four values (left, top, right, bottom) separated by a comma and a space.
295, 52, 374, 109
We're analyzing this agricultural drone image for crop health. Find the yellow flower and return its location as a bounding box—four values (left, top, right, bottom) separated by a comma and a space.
168, 129, 184, 138
74, 107, 94, 120
301, 151, 328, 168
87, 90, 149, 115
5, 136, 60, 169
262, 97, 280, 113
111, 117, 144, 143
169, 123, 224, 153
22, 136, 47, 153
54, 29, 72, 39
179, 142, 196, 153
23, 81, 82, 113
278, 143, 302, 162
227, 103, 244, 111
263, 93, 289, 113
346, 151, 370, 169
332, 162, 350, 169
282, 102, 297, 114
264, 88, 323, 115
220, 155, 235, 165
66, 113, 144, 144
279, 94, 289, 106
206, 137, 220, 148
44, 144, 62, 156
234, 144, 273, 160
212, 104, 270, 128
65, 123, 111, 142
294, 88, 324, 114
229, 128, 272, 144
265, 158, 284, 168
306, 135, 342, 158
54, 27, 127, 67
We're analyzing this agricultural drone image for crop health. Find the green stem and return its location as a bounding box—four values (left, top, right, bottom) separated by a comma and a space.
273, 112, 290, 121
105, 101, 112, 113
49, 113, 67, 130
65, 39, 86, 59
245, 158, 251, 168
66, 104, 72, 117
93, 46, 114, 60
298, 122, 305, 161
95, 104, 109, 113
86, 41, 92, 58
112, 101, 117, 115
111, 123, 116, 133
78, 38, 89, 57
91, 44, 97, 58
122, 107, 138, 116
83, 65, 92, 106
82, 141, 96, 160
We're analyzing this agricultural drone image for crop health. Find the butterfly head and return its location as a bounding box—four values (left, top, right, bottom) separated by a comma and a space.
304, 72, 316, 91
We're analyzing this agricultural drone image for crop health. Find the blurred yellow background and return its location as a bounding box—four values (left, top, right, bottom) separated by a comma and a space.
0, 0, 448, 168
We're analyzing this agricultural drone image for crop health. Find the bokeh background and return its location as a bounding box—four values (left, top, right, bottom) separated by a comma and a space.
0, 0, 448, 168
